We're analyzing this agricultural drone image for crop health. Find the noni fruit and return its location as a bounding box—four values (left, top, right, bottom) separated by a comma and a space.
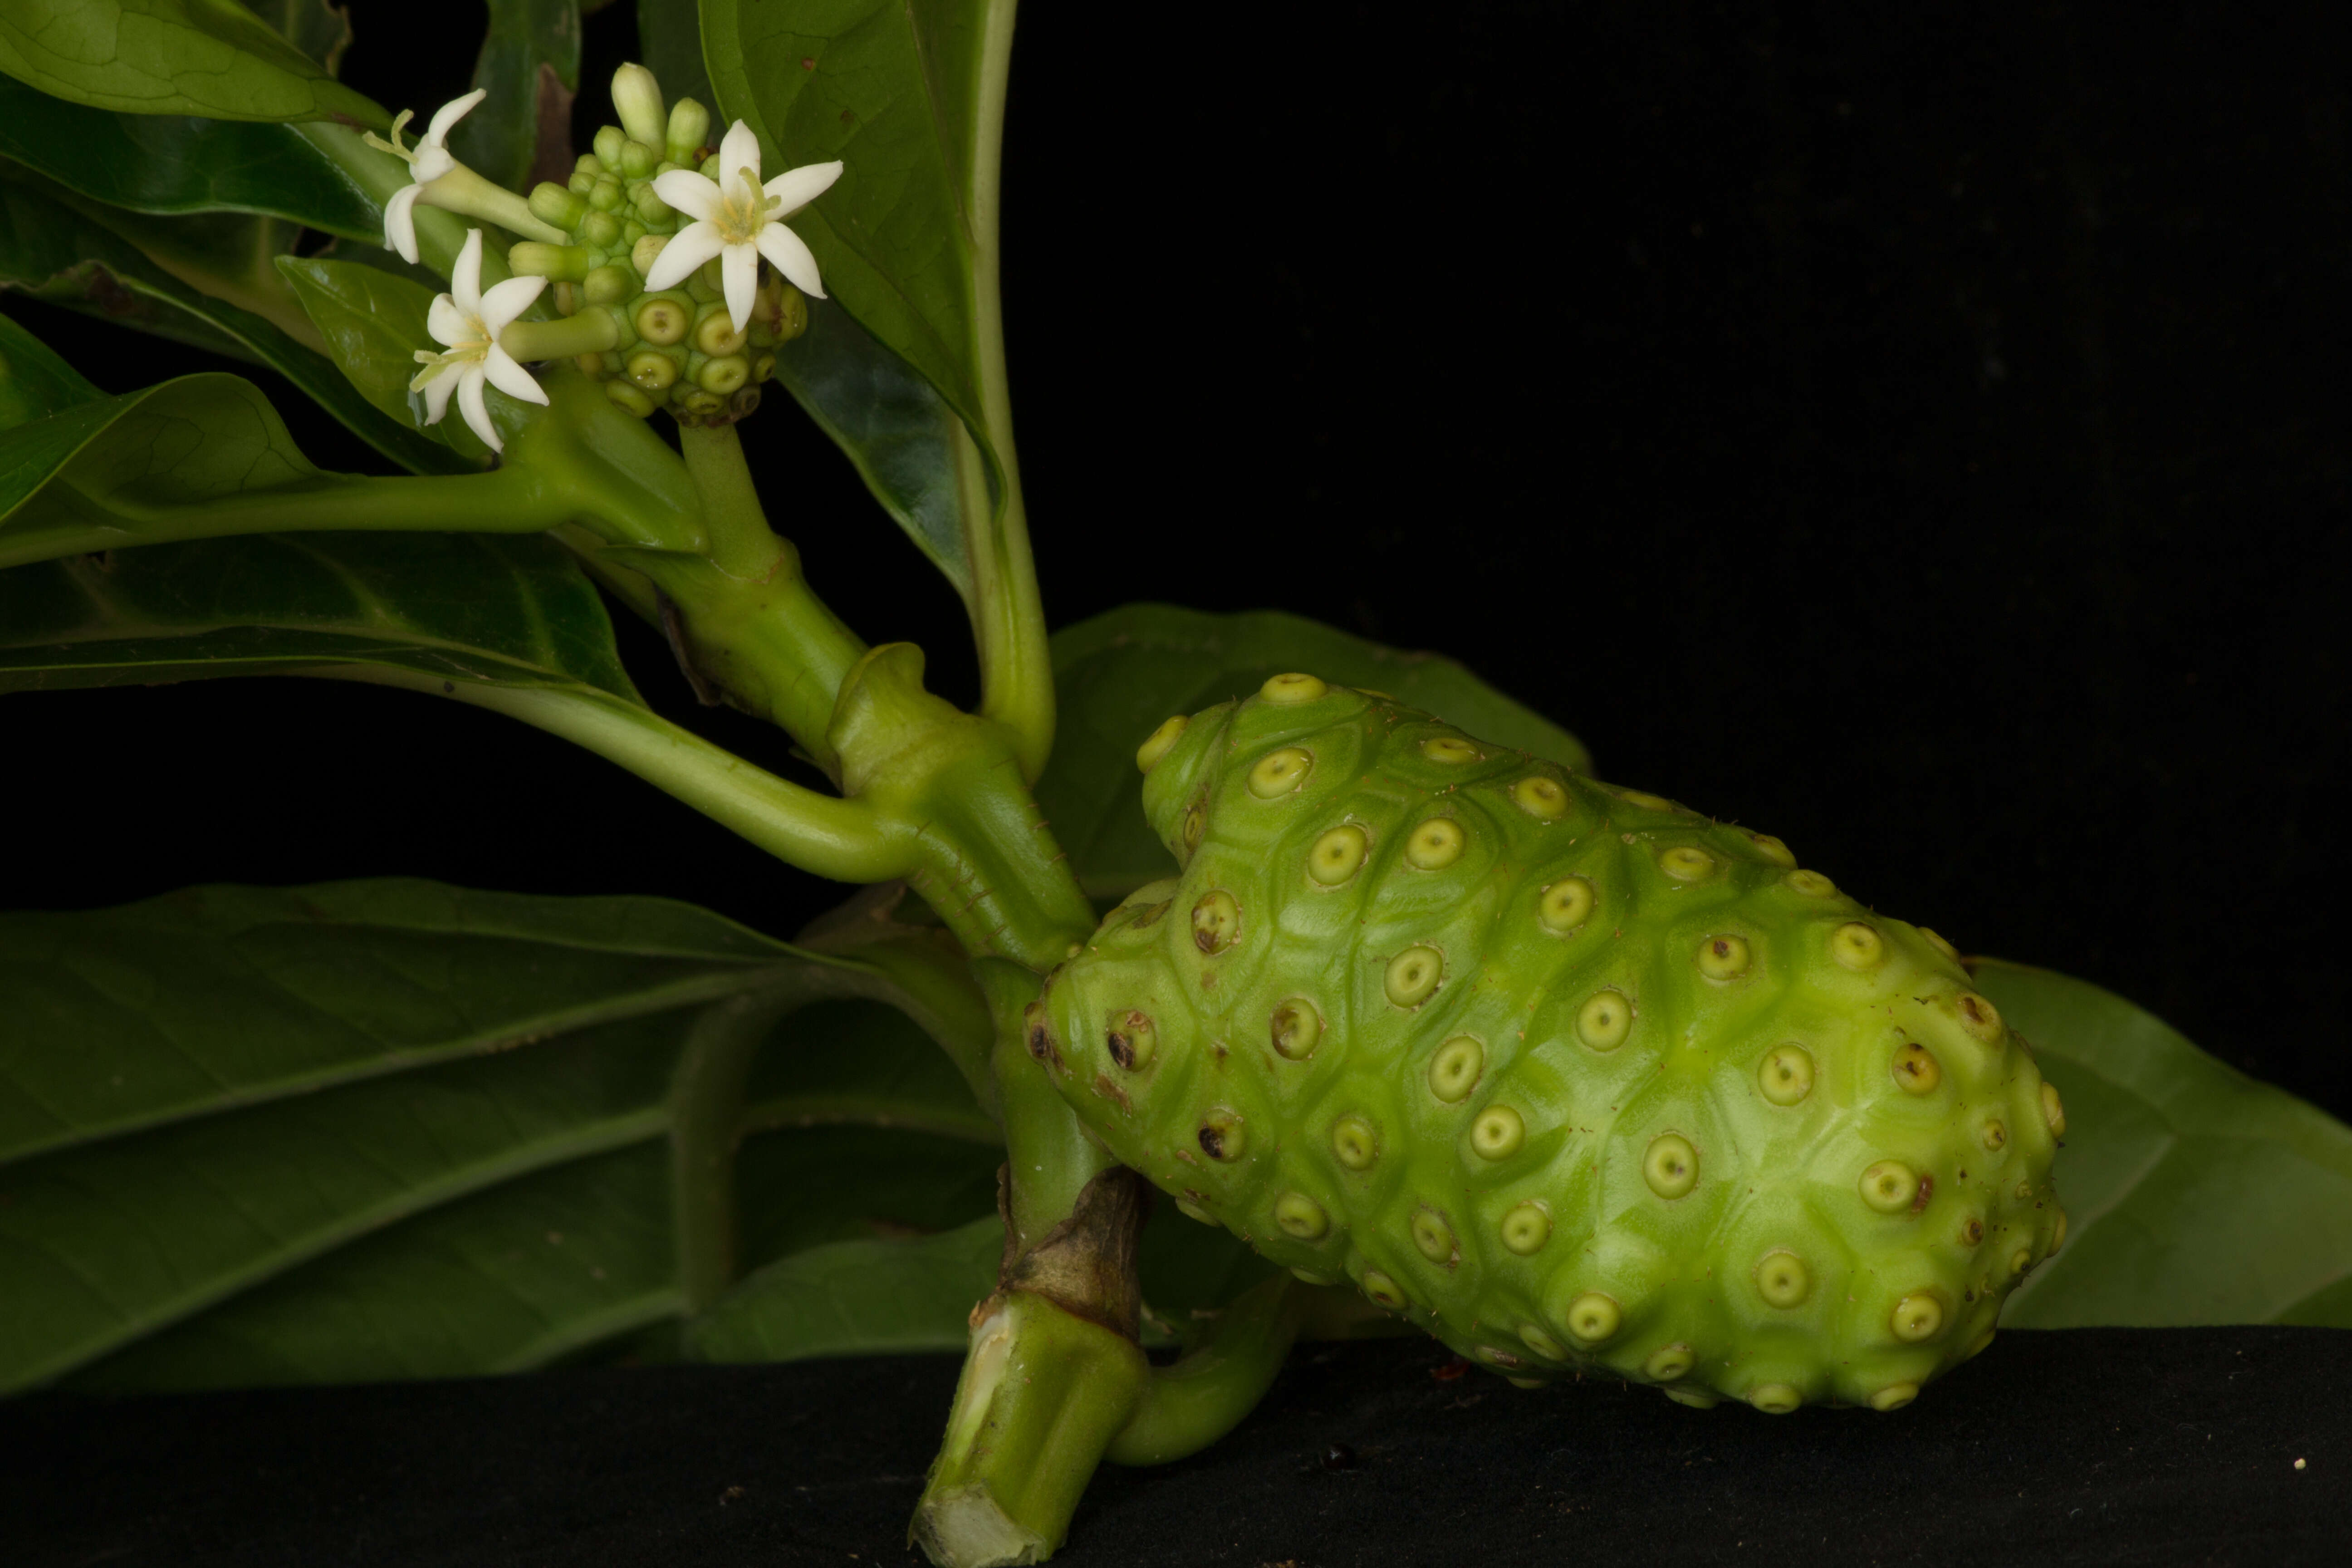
1031, 675, 2066, 1413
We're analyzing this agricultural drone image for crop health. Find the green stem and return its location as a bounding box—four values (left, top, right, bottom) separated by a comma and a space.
296, 123, 529, 293
4, 462, 577, 572
321, 672, 910, 884
676, 422, 790, 582
975, 960, 1117, 1249
1106, 1274, 1303, 1465
502, 309, 621, 363
418, 164, 569, 246
667, 987, 802, 1313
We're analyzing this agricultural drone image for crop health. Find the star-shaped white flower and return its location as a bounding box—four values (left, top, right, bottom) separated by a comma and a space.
368, 88, 486, 265
646, 119, 842, 333
409, 229, 549, 453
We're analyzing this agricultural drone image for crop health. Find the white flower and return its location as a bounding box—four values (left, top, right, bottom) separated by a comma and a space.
408, 229, 549, 453
368, 88, 486, 265
646, 119, 842, 333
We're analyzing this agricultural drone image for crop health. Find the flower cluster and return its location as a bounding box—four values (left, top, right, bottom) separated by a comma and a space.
378, 63, 841, 447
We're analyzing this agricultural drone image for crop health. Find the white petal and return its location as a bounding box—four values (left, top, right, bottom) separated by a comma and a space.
481, 346, 549, 405
651, 169, 723, 222
383, 185, 421, 263
763, 160, 843, 217
424, 88, 487, 148
412, 145, 456, 183
420, 363, 459, 423
477, 274, 549, 335
756, 222, 826, 300
721, 242, 758, 333
458, 367, 501, 453
425, 293, 467, 348
450, 229, 486, 318
719, 120, 763, 186
644, 220, 725, 290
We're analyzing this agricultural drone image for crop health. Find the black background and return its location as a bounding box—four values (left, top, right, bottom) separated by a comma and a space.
5, 0, 2347, 1127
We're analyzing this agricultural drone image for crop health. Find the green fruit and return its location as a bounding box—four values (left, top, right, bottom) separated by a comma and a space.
1038, 676, 2065, 1412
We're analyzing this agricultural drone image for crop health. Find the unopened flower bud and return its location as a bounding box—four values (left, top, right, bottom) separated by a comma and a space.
573, 152, 603, 179
580, 210, 623, 248
632, 184, 672, 227
620, 139, 658, 179
631, 234, 669, 276
529, 181, 588, 231
593, 125, 628, 172
588, 175, 624, 213
666, 98, 711, 166
611, 63, 667, 148
583, 263, 637, 305
509, 241, 593, 281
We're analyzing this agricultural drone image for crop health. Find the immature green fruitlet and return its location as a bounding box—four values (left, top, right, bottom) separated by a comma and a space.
1037, 676, 2066, 1413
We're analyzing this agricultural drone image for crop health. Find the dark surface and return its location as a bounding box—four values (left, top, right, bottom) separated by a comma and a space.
5, 1329, 2347, 1566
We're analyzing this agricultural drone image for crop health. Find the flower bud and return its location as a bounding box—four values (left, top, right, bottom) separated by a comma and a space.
619, 139, 658, 179
611, 63, 667, 148
580, 210, 623, 248
631, 234, 669, 276
583, 263, 637, 305
567, 169, 597, 197
666, 98, 712, 165
593, 125, 627, 171
632, 184, 673, 227
508, 241, 593, 281
588, 174, 624, 213
573, 152, 604, 179
528, 181, 588, 232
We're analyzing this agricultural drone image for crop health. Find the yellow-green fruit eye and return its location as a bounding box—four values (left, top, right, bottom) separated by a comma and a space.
1512, 775, 1568, 820
1980, 1120, 2008, 1151
1270, 998, 1323, 1060
1644, 1344, 1694, 1381
1180, 801, 1205, 855
1746, 832, 1796, 867
1538, 877, 1595, 935
1833, 921, 1886, 970
1565, 1292, 1621, 1342
1576, 990, 1632, 1050
1921, 927, 1961, 963
2041, 1081, 2067, 1137
1755, 1251, 1811, 1308
1660, 846, 1715, 882
1891, 1293, 1944, 1342
1385, 946, 1444, 1007
1859, 1160, 1919, 1213
1696, 933, 1751, 981
1361, 1269, 1407, 1309
1617, 788, 1674, 811
1136, 715, 1189, 773
1758, 1044, 1814, 1105
1248, 745, 1313, 798
1750, 1385, 1803, 1415
1870, 1383, 1920, 1411
1471, 1105, 1525, 1161
1643, 1133, 1698, 1199
1260, 672, 1327, 704
1308, 823, 1368, 886
1501, 1201, 1551, 1254
1106, 1010, 1156, 1072
1196, 1108, 1245, 1161
1332, 1115, 1380, 1171
1426, 1035, 1484, 1102
1191, 890, 1240, 954
1892, 1042, 1942, 1094
1956, 991, 2004, 1042
1519, 1323, 1566, 1360
1274, 1192, 1328, 1240
1411, 1209, 1456, 1263
1421, 735, 1481, 764
1784, 868, 1836, 897
2009, 1247, 2033, 1275
1405, 816, 1465, 869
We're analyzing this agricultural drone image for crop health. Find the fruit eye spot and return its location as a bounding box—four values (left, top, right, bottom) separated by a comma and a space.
1405, 817, 1465, 869
1643, 1133, 1699, 1198
2041, 1081, 2067, 1137
1755, 1251, 1811, 1308
1191, 890, 1241, 954
1696, 933, 1752, 981
1859, 1160, 1919, 1213
1500, 1201, 1551, 1254
1512, 775, 1567, 820
1269, 998, 1323, 1060
1427, 1036, 1485, 1103
1891, 1293, 1945, 1342
1576, 990, 1632, 1051
1135, 715, 1188, 773
1645, 1344, 1694, 1381
1332, 1115, 1380, 1171
1197, 1109, 1245, 1161
1956, 991, 2004, 1041
1307, 823, 1369, 886
1745, 831, 1796, 867
1384, 946, 1444, 1007
1259, 671, 1328, 704
1758, 1043, 1815, 1104
1980, 1120, 2007, 1151
1105, 1009, 1156, 1072
1361, 1269, 1408, 1310
1421, 735, 1482, 764
1892, 1042, 1942, 1094
1833, 921, 1886, 970
1660, 846, 1715, 882
1470, 1105, 1525, 1161
1411, 1209, 1458, 1263
1565, 1292, 1622, 1342
1538, 877, 1595, 935
1783, 868, 1837, 897
1274, 1191, 1328, 1239
1247, 745, 1314, 799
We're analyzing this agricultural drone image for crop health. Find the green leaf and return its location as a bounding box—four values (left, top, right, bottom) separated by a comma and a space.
637, 0, 715, 111
255, 0, 349, 73
1038, 604, 1597, 898
0, 72, 377, 239
450, 0, 582, 193
0, 308, 103, 427
688, 1215, 1002, 1363
0, 175, 472, 475
1973, 960, 2352, 1330
276, 254, 492, 464
0, 880, 1004, 1393
0, 531, 642, 698
700, 0, 1007, 459
0, 0, 384, 124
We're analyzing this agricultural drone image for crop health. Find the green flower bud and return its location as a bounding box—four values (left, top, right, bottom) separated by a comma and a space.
593, 125, 628, 171
582, 264, 637, 305
631, 234, 670, 277
573, 152, 604, 179
528, 181, 589, 232
632, 184, 673, 227
619, 139, 659, 180
588, 174, 625, 213
611, 63, 667, 147
666, 97, 712, 165
508, 242, 593, 282
567, 169, 598, 197
580, 210, 624, 249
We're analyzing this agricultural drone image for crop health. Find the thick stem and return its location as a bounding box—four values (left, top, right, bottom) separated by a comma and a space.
1106, 1274, 1303, 1466
416, 164, 569, 245
502, 308, 621, 363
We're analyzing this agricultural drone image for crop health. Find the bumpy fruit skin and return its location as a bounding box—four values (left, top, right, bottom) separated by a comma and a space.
1035, 678, 2066, 1412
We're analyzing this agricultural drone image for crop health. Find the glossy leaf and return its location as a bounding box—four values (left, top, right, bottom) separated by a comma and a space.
276, 255, 492, 464
0, 0, 384, 124
451, 0, 582, 192
0, 880, 1004, 1393
688, 1216, 1002, 1363
0, 72, 377, 240
1037, 604, 1597, 897
637, 0, 715, 112
0, 532, 642, 698
0, 177, 471, 474
701, 0, 1007, 458
0, 308, 101, 426
1974, 960, 2352, 1330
